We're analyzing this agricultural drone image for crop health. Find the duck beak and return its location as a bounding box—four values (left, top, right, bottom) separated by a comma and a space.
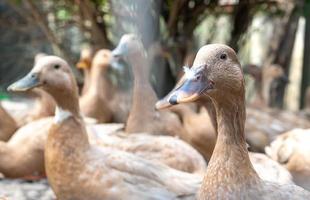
7, 72, 41, 92
112, 43, 127, 58
76, 60, 89, 69
111, 43, 128, 71
156, 67, 211, 110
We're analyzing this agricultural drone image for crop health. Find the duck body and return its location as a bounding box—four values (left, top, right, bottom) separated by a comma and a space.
47, 117, 201, 200
91, 128, 206, 173
80, 89, 113, 123
0, 104, 18, 141
0, 117, 52, 178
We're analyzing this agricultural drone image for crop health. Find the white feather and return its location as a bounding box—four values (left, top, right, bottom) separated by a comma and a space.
183, 66, 195, 80
54, 106, 72, 124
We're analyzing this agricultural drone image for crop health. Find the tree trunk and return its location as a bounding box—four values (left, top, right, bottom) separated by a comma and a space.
229, 0, 253, 52
77, 0, 111, 49
300, 3, 310, 109
264, 1, 303, 108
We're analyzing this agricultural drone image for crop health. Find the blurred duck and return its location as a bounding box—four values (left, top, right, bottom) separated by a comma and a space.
0, 117, 52, 178
266, 128, 310, 190
76, 47, 94, 95
22, 88, 56, 124
8, 55, 202, 199
0, 104, 18, 141
169, 105, 216, 160
79, 49, 131, 123
79, 49, 113, 123
156, 44, 309, 199
112, 34, 186, 136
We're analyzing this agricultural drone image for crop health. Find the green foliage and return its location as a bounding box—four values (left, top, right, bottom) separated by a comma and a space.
56, 8, 70, 21
304, 1, 310, 17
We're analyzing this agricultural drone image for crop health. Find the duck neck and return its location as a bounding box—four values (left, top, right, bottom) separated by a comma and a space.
46, 80, 90, 157
204, 91, 259, 186
129, 52, 158, 117
82, 68, 91, 94
88, 64, 111, 98
46, 82, 81, 119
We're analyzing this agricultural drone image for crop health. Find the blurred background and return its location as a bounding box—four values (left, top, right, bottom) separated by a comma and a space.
0, 0, 309, 111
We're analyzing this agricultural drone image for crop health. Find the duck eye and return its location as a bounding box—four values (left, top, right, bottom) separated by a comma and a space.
195, 75, 201, 81
220, 54, 227, 60
54, 64, 60, 69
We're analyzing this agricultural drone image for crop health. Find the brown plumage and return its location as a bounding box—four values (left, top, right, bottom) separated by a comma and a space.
157, 44, 310, 199
79, 49, 113, 123
79, 49, 131, 123
0, 104, 18, 141
0, 117, 51, 178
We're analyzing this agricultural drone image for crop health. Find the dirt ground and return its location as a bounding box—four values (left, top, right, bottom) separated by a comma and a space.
0, 178, 55, 200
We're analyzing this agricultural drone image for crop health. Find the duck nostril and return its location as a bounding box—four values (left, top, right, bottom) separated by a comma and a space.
169, 95, 178, 105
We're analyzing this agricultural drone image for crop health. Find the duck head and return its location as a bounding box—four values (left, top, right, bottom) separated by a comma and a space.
8, 56, 80, 118
112, 34, 144, 59
156, 44, 243, 109
76, 47, 94, 70
92, 49, 112, 69
8, 56, 75, 93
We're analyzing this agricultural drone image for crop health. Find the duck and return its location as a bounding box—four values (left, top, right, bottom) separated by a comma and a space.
79, 49, 113, 123
265, 128, 310, 190
0, 117, 52, 178
0, 103, 18, 141
76, 47, 94, 95
160, 67, 292, 185
8, 55, 202, 199
156, 44, 310, 199
112, 34, 186, 136
79, 49, 131, 123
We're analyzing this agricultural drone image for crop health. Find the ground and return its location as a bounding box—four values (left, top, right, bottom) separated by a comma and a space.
0, 178, 54, 200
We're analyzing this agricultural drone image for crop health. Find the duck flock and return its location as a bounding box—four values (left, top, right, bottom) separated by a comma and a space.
0, 34, 310, 200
